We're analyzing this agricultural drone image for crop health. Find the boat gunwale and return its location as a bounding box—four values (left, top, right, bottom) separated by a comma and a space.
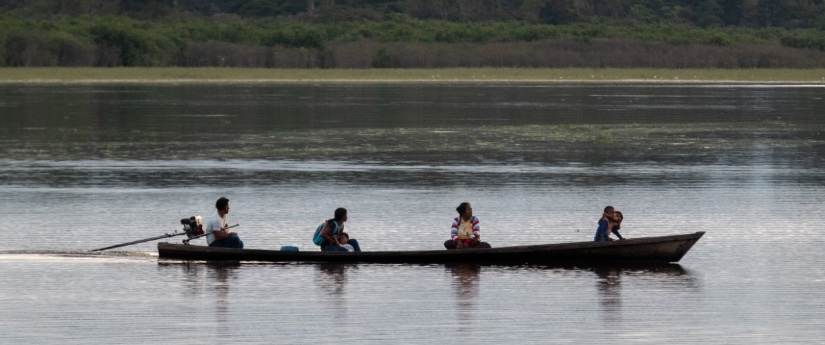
158, 231, 705, 261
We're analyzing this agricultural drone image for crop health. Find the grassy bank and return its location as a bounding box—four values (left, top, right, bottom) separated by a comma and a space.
1, 67, 825, 84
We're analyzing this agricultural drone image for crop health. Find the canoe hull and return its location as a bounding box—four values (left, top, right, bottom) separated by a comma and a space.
157, 232, 704, 265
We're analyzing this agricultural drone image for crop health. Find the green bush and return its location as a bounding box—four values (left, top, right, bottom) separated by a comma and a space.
707, 32, 731, 46
85, 19, 180, 66
781, 30, 825, 51
51, 32, 95, 66
261, 24, 328, 48
89, 21, 159, 66
511, 24, 561, 42
371, 47, 392, 68
4, 30, 55, 66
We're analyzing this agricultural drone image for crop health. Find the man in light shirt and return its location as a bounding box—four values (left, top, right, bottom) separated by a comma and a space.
205, 197, 243, 248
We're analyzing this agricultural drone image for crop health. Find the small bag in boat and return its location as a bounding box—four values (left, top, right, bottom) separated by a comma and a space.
312, 220, 339, 246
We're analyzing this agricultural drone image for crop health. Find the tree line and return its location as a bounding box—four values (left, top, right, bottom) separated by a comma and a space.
1, 0, 825, 68
4, 0, 825, 28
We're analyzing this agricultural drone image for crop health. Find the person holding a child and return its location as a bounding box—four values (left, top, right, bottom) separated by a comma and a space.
313, 207, 361, 252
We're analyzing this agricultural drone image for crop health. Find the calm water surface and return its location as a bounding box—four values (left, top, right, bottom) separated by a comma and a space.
1, 84, 824, 344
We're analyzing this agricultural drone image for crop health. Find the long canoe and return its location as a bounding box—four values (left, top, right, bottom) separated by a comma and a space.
157, 231, 704, 265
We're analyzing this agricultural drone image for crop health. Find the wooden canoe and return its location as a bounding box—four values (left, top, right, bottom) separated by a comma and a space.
157, 231, 704, 265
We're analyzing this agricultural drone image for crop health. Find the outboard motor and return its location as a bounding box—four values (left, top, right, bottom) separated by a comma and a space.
91, 216, 207, 251
180, 216, 204, 239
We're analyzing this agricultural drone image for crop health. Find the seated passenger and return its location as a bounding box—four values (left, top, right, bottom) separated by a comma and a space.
205, 196, 243, 248
313, 208, 361, 252
444, 202, 492, 250
594, 206, 615, 242
339, 232, 355, 252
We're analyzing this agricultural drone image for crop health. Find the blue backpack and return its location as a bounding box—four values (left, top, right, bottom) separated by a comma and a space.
312, 220, 339, 246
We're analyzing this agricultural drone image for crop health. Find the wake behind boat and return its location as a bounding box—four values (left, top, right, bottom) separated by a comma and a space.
157, 231, 704, 265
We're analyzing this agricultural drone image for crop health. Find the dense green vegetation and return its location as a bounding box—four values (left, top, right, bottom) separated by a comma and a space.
1, 0, 825, 68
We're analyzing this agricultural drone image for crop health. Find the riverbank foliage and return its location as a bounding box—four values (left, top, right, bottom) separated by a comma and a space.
2, 0, 825, 68
4, 67, 825, 83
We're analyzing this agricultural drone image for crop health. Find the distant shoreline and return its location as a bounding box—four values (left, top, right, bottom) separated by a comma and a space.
2, 67, 825, 84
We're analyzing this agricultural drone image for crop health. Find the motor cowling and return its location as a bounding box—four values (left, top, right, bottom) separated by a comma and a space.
180, 216, 204, 238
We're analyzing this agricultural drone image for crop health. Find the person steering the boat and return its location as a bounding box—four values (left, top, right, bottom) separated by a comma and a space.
314, 208, 361, 252
205, 197, 243, 248
444, 202, 492, 250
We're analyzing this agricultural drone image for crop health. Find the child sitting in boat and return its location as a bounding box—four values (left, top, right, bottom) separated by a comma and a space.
339, 232, 355, 252
610, 211, 625, 240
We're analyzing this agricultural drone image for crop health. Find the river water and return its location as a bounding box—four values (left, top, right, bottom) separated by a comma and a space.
1, 83, 824, 344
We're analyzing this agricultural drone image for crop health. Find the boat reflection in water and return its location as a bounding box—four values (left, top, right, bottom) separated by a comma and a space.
448, 264, 481, 336
163, 261, 240, 337
595, 266, 623, 324
316, 263, 352, 318
317, 263, 349, 296
443, 263, 697, 328
208, 264, 239, 323
157, 259, 697, 332
589, 264, 697, 325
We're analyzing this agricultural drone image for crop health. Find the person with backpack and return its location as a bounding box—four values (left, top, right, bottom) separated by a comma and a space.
313, 208, 361, 252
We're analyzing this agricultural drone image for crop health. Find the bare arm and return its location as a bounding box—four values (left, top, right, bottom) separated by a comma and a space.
319, 224, 340, 245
